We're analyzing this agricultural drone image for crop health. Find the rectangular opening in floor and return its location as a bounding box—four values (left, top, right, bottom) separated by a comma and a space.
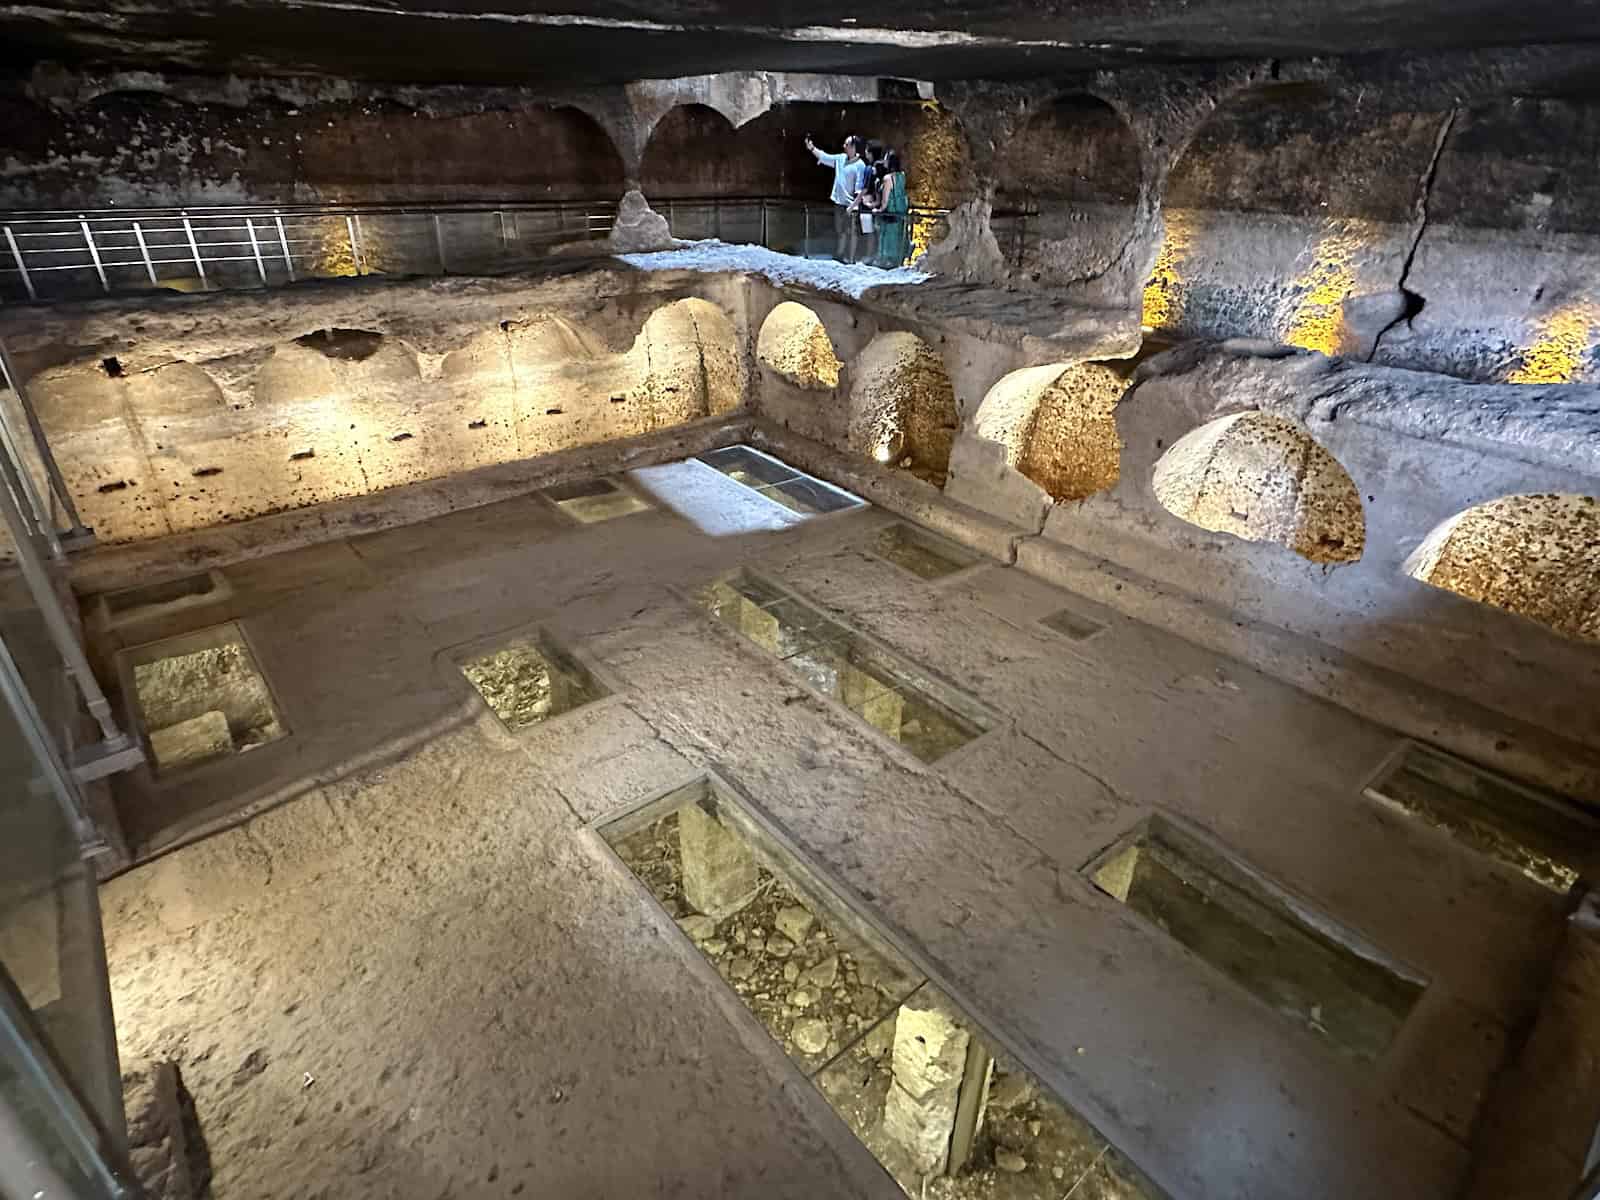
118, 622, 286, 774
460, 629, 610, 731
1364, 742, 1599, 893
697, 444, 864, 516
601, 778, 1163, 1199
543, 476, 653, 524
100, 571, 228, 626
694, 572, 992, 764
1086, 816, 1425, 1064
1040, 607, 1106, 642
870, 523, 981, 581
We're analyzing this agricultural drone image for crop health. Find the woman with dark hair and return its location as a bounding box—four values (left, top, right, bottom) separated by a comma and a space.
871, 149, 910, 268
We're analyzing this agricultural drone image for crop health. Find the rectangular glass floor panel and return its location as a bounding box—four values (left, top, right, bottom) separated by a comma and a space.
602, 780, 1163, 1199
846, 683, 985, 765
694, 444, 865, 515
696, 573, 989, 763
763, 476, 862, 516
697, 577, 849, 660
872, 523, 981, 580
815, 985, 1163, 1198
1365, 742, 1597, 892
1088, 818, 1425, 1064
123, 622, 287, 774
698, 445, 802, 489
782, 638, 899, 708
544, 477, 652, 523
461, 633, 609, 730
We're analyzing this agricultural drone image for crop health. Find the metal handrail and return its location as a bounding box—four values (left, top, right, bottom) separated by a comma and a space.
0, 194, 951, 302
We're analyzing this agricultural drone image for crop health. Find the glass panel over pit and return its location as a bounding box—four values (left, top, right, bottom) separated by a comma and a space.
602, 780, 1163, 1199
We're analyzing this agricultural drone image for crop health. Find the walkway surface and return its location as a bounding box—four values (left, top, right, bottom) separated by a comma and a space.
97, 463, 1564, 1199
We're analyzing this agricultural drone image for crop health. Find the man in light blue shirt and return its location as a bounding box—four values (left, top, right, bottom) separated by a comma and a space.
805, 133, 869, 262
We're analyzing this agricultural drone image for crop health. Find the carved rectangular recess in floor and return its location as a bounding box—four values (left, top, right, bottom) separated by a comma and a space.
1364, 742, 1599, 893
694, 571, 991, 764
118, 621, 286, 775
460, 629, 609, 731
98, 570, 230, 629
543, 476, 653, 524
870, 523, 982, 581
697, 445, 865, 516
1040, 607, 1106, 643
601, 778, 1163, 1198
1086, 816, 1425, 1064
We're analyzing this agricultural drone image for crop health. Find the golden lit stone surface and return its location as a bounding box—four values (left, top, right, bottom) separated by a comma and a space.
1153, 411, 1365, 563
1405, 492, 1600, 642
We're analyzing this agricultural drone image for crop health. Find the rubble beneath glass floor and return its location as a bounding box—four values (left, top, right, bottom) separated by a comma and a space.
605, 780, 1162, 1199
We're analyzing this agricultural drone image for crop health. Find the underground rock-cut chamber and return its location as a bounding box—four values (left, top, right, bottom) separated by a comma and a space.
602, 777, 1163, 1199
1086, 816, 1425, 1063
119, 621, 287, 774
695, 571, 991, 764
1364, 741, 1600, 893
870, 523, 982, 582
459, 629, 610, 731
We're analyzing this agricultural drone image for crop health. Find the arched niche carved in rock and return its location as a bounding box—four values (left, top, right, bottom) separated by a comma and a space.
1405, 493, 1600, 642
1153, 411, 1365, 564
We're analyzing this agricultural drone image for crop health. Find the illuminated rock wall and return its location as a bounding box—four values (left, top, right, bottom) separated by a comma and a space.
1024, 342, 1600, 759
1138, 84, 1600, 383
2, 271, 750, 543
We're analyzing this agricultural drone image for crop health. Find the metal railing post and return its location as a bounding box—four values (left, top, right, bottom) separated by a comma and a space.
345, 215, 364, 275
180, 213, 207, 287
0, 430, 134, 768
433, 214, 447, 272
496, 209, 506, 253
274, 212, 295, 280
803, 205, 812, 256
245, 216, 268, 284
4, 226, 35, 300
0, 337, 85, 547
131, 221, 157, 285
0, 401, 61, 560
78, 217, 108, 292
760, 199, 769, 249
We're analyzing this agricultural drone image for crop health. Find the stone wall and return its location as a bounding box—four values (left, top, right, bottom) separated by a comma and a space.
1002, 344, 1600, 778
911, 46, 1600, 382
0, 268, 750, 543
0, 86, 627, 209
0, 67, 906, 211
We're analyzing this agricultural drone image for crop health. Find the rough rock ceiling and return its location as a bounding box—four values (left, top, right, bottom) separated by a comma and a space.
1, 0, 1597, 85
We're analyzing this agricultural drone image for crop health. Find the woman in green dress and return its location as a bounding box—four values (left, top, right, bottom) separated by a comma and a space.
872, 150, 910, 269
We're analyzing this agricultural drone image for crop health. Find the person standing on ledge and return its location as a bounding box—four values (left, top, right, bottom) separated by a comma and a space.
805, 133, 869, 262
870, 149, 910, 268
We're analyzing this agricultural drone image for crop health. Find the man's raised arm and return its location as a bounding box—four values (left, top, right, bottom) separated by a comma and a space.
804, 135, 843, 167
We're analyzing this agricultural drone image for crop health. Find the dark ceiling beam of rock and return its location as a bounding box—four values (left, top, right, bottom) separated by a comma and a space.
3, 0, 1600, 85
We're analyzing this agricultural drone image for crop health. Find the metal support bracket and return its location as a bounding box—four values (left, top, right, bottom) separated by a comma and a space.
70, 734, 145, 785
